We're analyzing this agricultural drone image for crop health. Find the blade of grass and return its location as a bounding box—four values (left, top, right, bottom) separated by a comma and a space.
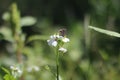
89, 26, 120, 38
27, 35, 49, 43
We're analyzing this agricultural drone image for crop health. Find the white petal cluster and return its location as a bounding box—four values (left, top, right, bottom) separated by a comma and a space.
47, 34, 59, 47
59, 47, 67, 53
10, 65, 22, 78
62, 37, 70, 43
27, 65, 40, 72
47, 34, 70, 47
47, 39, 58, 47
47, 33, 70, 54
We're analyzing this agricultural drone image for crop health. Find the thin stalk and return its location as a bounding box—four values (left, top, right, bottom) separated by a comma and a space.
56, 47, 59, 80
14, 34, 23, 63
10, 3, 23, 63
84, 14, 91, 80
10, 3, 24, 80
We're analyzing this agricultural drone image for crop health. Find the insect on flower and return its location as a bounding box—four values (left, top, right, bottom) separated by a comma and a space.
47, 29, 70, 47
59, 28, 66, 37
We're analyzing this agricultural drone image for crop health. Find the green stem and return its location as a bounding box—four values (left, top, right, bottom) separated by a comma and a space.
56, 47, 59, 80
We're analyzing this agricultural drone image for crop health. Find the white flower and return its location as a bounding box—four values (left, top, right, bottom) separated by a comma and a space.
62, 37, 70, 43
34, 66, 40, 71
10, 65, 22, 78
50, 34, 62, 39
47, 39, 58, 47
59, 47, 67, 53
27, 66, 40, 72
47, 34, 70, 47
47, 34, 63, 47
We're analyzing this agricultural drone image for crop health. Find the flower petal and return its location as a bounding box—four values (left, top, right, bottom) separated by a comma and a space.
59, 47, 67, 53
52, 41, 58, 47
62, 37, 70, 43
47, 39, 58, 47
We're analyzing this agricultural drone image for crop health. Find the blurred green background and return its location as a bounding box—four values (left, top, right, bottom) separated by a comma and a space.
0, 0, 120, 80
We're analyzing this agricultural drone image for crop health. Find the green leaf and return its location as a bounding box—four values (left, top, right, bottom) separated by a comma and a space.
4, 74, 11, 80
0, 27, 13, 42
0, 33, 4, 40
4, 74, 16, 80
99, 50, 109, 60
89, 26, 120, 38
4, 74, 9, 80
21, 16, 37, 26
2, 12, 10, 21
27, 35, 48, 43
1, 67, 10, 74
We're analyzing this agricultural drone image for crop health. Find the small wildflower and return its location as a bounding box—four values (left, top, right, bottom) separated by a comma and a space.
47, 39, 58, 47
10, 65, 22, 78
34, 66, 40, 71
62, 37, 70, 43
47, 34, 64, 47
47, 34, 69, 47
27, 65, 40, 72
47, 29, 69, 80
59, 47, 67, 53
